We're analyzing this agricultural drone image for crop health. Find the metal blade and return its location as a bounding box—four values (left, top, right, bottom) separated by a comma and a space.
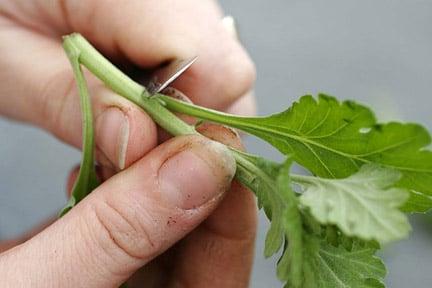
147, 56, 198, 95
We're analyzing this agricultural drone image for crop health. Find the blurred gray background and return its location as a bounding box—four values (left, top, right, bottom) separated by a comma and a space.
1, 0, 432, 287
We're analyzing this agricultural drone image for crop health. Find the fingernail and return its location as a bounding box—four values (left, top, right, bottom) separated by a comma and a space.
158, 139, 236, 209
222, 16, 239, 39
96, 107, 129, 170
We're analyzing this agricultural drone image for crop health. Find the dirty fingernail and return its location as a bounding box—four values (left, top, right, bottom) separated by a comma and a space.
158, 138, 236, 209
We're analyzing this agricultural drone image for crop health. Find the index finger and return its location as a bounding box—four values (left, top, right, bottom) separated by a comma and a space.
6, 0, 255, 110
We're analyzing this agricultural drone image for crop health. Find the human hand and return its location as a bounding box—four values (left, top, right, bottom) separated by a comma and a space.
0, 131, 257, 287
0, 0, 257, 287
0, 0, 256, 171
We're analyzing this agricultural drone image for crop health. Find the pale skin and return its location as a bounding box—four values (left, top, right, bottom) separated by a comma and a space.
0, 1, 258, 287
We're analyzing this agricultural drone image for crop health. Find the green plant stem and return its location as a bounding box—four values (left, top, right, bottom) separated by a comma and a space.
62, 33, 282, 199
157, 94, 252, 129
60, 35, 99, 216
289, 174, 316, 185
233, 149, 315, 190
63, 34, 260, 163
233, 151, 274, 184
63, 33, 195, 136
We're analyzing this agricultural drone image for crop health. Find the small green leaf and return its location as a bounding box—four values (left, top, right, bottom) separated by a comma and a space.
234, 151, 392, 287
234, 152, 304, 287
297, 164, 410, 244
234, 151, 285, 256
274, 160, 303, 287
303, 238, 386, 288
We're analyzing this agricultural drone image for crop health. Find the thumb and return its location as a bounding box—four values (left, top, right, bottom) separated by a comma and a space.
0, 135, 235, 288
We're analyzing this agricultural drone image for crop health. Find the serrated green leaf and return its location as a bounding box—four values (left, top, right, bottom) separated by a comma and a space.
234, 152, 286, 256
303, 238, 386, 288
275, 160, 303, 287
162, 94, 432, 212
234, 152, 304, 287
234, 151, 391, 287
244, 95, 432, 213
297, 164, 410, 244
